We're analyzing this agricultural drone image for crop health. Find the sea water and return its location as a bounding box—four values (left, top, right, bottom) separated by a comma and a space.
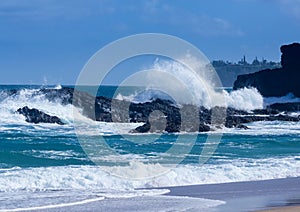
0, 84, 300, 211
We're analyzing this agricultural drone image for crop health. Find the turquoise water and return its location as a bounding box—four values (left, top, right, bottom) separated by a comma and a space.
0, 85, 300, 210
1, 132, 300, 168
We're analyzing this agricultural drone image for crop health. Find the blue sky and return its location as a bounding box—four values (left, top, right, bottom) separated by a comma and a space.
0, 0, 300, 85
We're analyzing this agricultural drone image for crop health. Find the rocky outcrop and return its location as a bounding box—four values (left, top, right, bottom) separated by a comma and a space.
233, 43, 300, 97
17, 106, 64, 125
267, 102, 300, 112
131, 104, 300, 133
15, 87, 300, 132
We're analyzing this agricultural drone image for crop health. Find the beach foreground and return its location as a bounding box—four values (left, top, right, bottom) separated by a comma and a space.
163, 177, 300, 211
258, 206, 300, 212
17, 177, 300, 212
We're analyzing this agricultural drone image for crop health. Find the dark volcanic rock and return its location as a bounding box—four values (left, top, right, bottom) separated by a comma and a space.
130, 104, 299, 133
128, 99, 181, 133
281, 43, 300, 69
267, 102, 300, 112
17, 106, 64, 125
14, 87, 299, 133
131, 122, 151, 133
40, 87, 74, 105
233, 43, 300, 97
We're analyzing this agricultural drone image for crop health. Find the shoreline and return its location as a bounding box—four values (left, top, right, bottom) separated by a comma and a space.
257, 206, 300, 212
10, 177, 300, 212
160, 177, 300, 211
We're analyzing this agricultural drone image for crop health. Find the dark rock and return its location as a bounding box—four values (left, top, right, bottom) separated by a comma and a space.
129, 99, 181, 133
252, 108, 280, 115
268, 114, 300, 122
281, 43, 300, 70
225, 116, 252, 129
198, 123, 211, 132
17, 106, 64, 125
233, 43, 300, 97
131, 122, 151, 133
267, 102, 300, 112
13, 87, 300, 133
237, 124, 249, 130
40, 87, 74, 105
226, 107, 249, 116
225, 113, 299, 129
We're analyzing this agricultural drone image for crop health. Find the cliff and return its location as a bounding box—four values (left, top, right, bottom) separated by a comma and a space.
233, 43, 300, 97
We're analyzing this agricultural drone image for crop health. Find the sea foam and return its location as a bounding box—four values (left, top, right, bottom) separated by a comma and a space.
0, 156, 300, 192
115, 58, 264, 111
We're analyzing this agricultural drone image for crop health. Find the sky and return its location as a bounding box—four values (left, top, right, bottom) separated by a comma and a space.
0, 0, 300, 85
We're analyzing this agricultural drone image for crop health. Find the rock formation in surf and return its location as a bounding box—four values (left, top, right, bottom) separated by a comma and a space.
13, 87, 300, 133
233, 43, 300, 97
17, 106, 64, 125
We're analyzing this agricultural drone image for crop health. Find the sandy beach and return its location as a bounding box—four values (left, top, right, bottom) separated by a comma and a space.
258, 206, 300, 212
162, 177, 300, 211
20, 177, 300, 212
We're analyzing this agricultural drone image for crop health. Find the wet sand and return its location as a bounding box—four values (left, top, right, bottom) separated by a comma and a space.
25, 177, 300, 211
162, 177, 300, 211
257, 206, 300, 212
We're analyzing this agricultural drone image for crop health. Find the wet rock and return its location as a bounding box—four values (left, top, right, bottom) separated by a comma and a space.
15, 87, 300, 133
267, 102, 300, 112
17, 106, 64, 125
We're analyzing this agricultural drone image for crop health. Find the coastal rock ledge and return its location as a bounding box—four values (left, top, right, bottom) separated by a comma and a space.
233, 43, 300, 97
13, 88, 300, 132
17, 106, 64, 125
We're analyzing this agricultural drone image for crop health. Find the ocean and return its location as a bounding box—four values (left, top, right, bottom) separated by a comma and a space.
0, 84, 300, 211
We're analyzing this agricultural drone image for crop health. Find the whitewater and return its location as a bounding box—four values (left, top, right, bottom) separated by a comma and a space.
0, 59, 300, 210
0, 82, 300, 211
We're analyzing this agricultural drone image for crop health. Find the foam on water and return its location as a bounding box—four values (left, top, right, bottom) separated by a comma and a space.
224, 120, 300, 135
1, 156, 300, 193
0, 190, 224, 211
0, 196, 106, 212
115, 58, 264, 111
0, 83, 299, 210
22, 150, 83, 160
223, 87, 263, 111
0, 87, 74, 125
116, 86, 264, 111
0, 87, 143, 135
0, 83, 296, 136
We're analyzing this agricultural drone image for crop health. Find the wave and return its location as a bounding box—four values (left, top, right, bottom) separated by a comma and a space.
0, 57, 299, 132
1, 59, 299, 127
223, 120, 300, 135
0, 86, 142, 134
0, 189, 224, 211
0, 87, 73, 125
0, 156, 300, 192
118, 58, 264, 111
115, 87, 263, 112
116, 89, 177, 104
223, 87, 263, 111
0, 85, 297, 135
